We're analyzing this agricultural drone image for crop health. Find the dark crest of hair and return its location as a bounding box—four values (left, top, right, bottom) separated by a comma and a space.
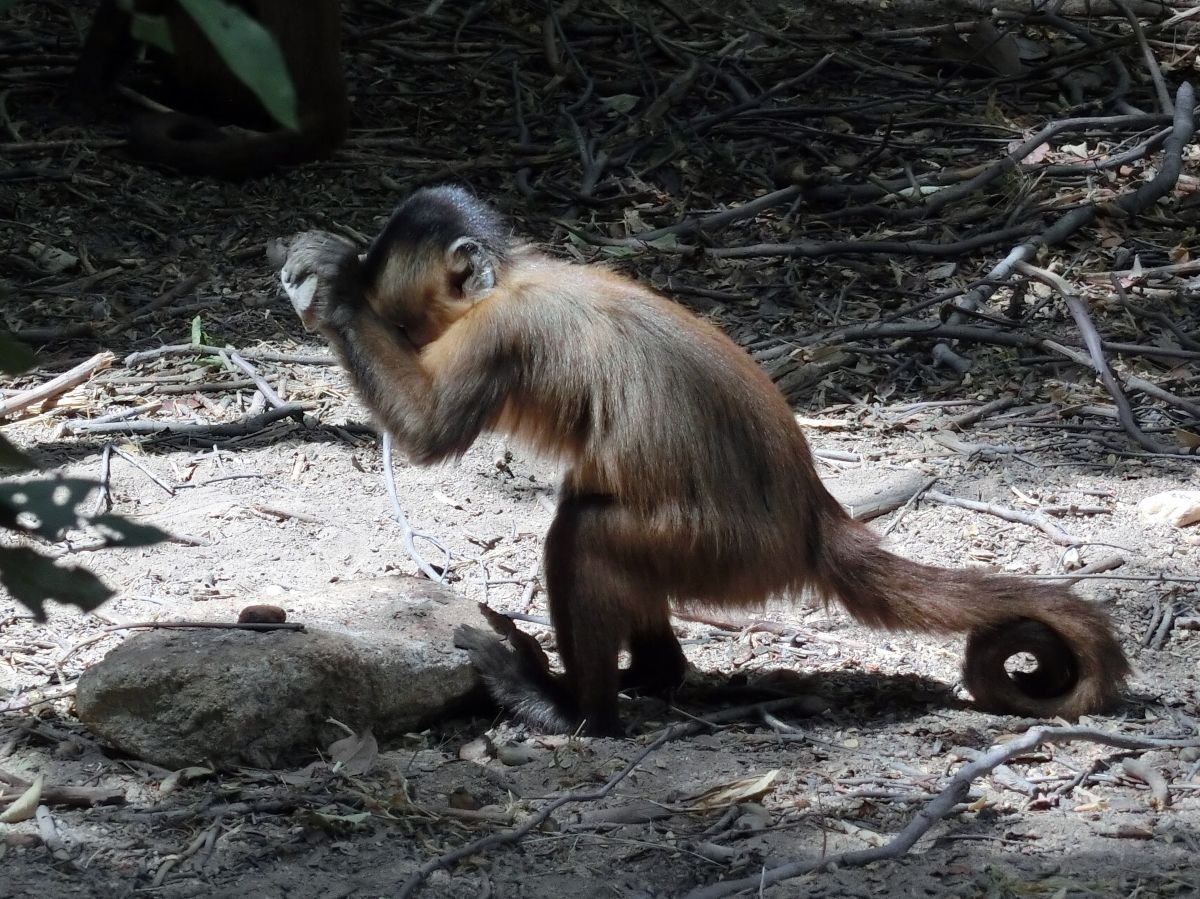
365, 185, 511, 275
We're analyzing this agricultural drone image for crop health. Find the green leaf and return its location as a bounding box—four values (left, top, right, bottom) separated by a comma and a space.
0, 331, 36, 374
191, 314, 202, 345
129, 12, 174, 52
175, 0, 299, 131
598, 245, 636, 258
0, 545, 114, 620
600, 94, 639, 115
91, 515, 170, 548
0, 434, 32, 472
0, 478, 98, 540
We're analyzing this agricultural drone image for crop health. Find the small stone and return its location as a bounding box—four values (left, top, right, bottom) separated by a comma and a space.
238, 604, 287, 624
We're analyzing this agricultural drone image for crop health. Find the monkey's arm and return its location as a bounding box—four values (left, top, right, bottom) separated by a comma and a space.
328, 307, 511, 463
273, 231, 510, 463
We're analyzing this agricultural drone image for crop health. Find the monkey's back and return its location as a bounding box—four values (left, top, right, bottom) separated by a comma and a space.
482, 255, 834, 576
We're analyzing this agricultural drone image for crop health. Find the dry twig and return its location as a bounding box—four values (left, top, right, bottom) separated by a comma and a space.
0, 352, 114, 420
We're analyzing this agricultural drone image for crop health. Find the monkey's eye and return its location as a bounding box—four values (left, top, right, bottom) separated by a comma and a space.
388, 320, 419, 348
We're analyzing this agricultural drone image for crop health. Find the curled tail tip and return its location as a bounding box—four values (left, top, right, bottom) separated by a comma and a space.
964, 616, 1129, 719
814, 517, 1130, 718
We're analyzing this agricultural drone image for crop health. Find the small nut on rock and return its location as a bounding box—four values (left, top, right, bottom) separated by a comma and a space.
238, 604, 287, 624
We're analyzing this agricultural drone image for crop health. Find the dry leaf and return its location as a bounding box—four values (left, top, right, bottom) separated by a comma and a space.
28, 243, 78, 274
329, 729, 379, 776
1174, 429, 1200, 449
1012, 140, 1051, 165
601, 94, 639, 114
684, 769, 780, 811
933, 22, 1023, 76
1118, 255, 1145, 288
160, 765, 215, 795
496, 743, 537, 767
276, 761, 324, 786
0, 773, 44, 823
458, 736, 494, 762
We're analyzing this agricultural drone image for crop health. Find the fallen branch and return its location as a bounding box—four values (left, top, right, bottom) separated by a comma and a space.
1016, 261, 1182, 455
58, 403, 307, 439
1042, 339, 1200, 427
124, 343, 335, 367
1114, 0, 1173, 114
1112, 81, 1196, 216
1051, 553, 1126, 585
930, 80, 1195, 372
130, 270, 207, 322
0, 770, 125, 809
226, 351, 288, 409
382, 431, 451, 583
949, 396, 1020, 429
1121, 757, 1171, 809
923, 489, 1080, 545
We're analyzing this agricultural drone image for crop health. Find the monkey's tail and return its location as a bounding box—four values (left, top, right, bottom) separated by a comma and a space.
127, 112, 345, 179
812, 510, 1130, 718
454, 612, 580, 735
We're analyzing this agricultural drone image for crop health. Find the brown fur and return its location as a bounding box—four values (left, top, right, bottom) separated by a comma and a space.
72, 0, 347, 179
282, 187, 1131, 735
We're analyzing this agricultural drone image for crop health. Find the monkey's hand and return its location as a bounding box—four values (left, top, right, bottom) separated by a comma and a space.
268, 231, 360, 332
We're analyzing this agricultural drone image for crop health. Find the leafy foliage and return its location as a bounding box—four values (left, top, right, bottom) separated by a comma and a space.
0, 430, 27, 469
0, 545, 115, 618
174, 0, 298, 131
0, 334, 168, 620
4, 1, 296, 128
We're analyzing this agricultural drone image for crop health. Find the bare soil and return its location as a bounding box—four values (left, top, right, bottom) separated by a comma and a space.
3, 1, 1200, 896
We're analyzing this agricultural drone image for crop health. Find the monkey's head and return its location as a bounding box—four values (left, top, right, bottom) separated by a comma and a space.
360, 186, 513, 346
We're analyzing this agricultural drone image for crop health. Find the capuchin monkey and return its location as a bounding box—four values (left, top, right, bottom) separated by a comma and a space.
272, 186, 1130, 736
71, 0, 347, 179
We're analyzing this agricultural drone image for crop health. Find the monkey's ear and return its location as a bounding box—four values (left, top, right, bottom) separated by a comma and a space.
446, 236, 497, 300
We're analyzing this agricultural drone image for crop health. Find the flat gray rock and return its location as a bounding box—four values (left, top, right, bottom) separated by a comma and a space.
76, 576, 480, 769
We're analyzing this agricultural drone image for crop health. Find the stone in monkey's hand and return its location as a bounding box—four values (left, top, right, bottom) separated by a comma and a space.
268, 231, 359, 332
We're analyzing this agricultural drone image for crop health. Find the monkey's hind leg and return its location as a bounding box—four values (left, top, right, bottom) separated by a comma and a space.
622, 613, 688, 694
543, 494, 649, 736
458, 495, 670, 736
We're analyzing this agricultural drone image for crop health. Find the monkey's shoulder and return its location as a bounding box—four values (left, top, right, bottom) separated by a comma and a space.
495, 257, 698, 335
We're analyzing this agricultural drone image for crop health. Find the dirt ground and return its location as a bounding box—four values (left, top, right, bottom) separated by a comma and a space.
4, 1, 1200, 897
4, 400, 1200, 897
